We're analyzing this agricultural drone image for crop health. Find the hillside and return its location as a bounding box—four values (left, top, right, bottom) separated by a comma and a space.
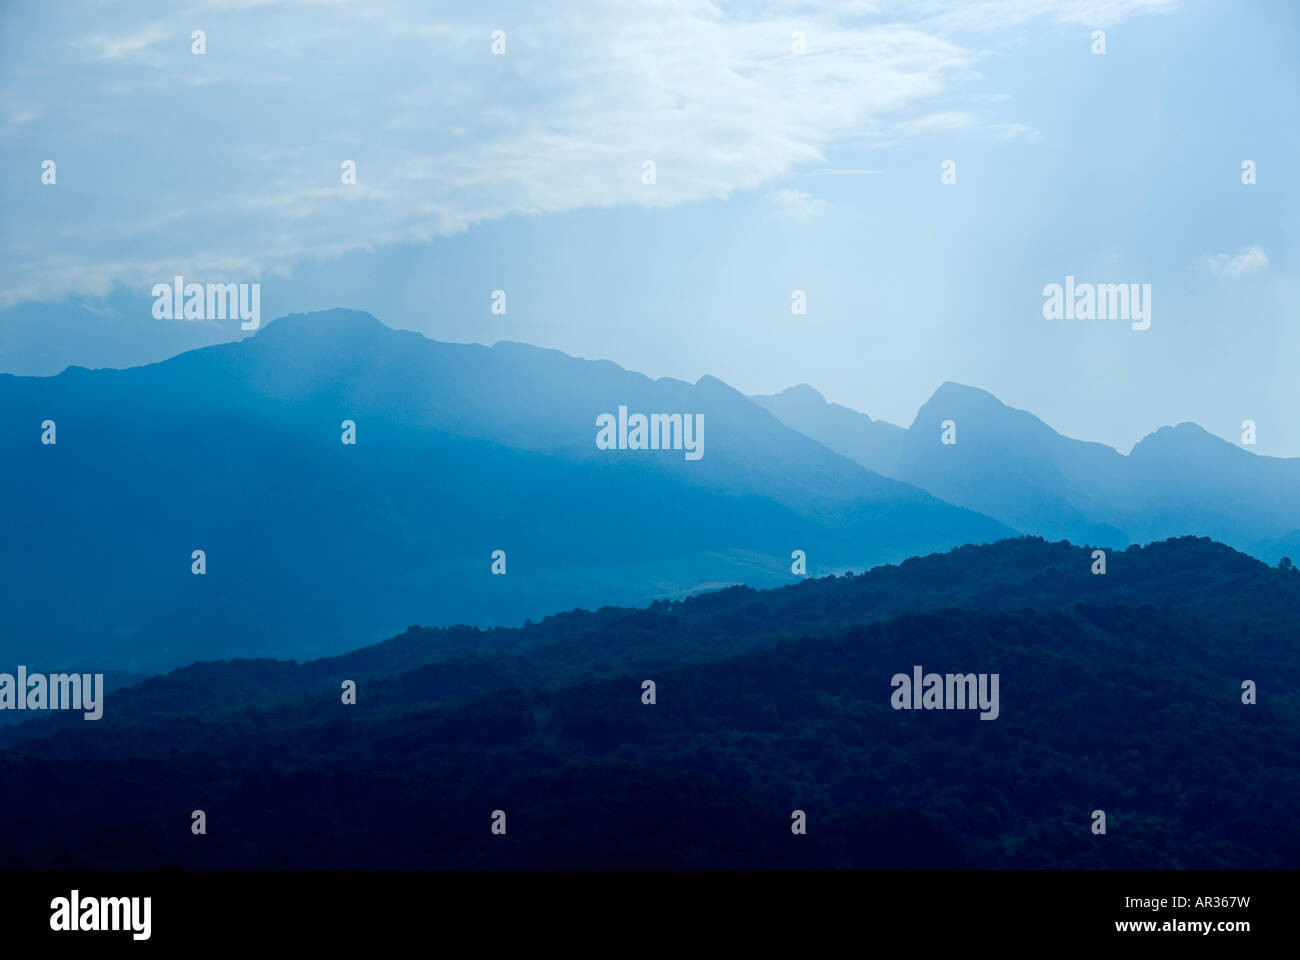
2, 536, 1296, 869
0, 310, 1009, 673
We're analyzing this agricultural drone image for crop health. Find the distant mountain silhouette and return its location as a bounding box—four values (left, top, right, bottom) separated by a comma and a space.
751, 383, 909, 476
0, 309, 1010, 673
2, 536, 1296, 869
755, 381, 1300, 558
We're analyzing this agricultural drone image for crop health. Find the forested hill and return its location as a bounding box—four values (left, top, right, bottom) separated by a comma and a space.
2, 535, 1298, 868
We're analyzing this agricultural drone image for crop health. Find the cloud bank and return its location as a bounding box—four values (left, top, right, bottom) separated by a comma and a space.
0, 0, 1173, 306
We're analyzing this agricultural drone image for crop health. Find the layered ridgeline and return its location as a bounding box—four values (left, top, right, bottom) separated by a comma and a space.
754, 382, 1300, 559
0, 309, 1009, 673
0, 537, 1297, 869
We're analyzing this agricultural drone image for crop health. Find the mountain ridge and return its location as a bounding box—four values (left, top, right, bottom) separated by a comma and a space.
755, 376, 1300, 560
2, 534, 1296, 869
0, 308, 1012, 673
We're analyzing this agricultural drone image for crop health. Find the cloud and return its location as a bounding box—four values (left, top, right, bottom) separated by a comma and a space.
891, 110, 1037, 141
768, 189, 826, 220
1207, 245, 1269, 278
905, 0, 1175, 33
805, 167, 883, 176
0, 0, 1174, 306
72, 23, 172, 61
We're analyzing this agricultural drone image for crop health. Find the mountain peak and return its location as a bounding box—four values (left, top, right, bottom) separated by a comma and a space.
749, 383, 829, 411
910, 381, 1013, 429
782, 383, 827, 403
695, 373, 739, 394
258, 308, 390, 338
1130, 421, 1236, 458
927, 381, 1005, 407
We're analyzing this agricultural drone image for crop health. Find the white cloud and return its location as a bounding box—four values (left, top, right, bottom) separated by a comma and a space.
805, 167, 883, 176
904, 0, 1175, 33
0, 0, 1173, 306
72, 24, 172, 61
768, 189, 826, 220
1207, 245, 1269, 278
891, 110, 1037, 141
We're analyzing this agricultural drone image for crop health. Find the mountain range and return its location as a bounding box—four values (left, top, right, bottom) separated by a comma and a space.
753, 382, 1300, 560
0, 309, 1005, 673
3, 308, 1297, 674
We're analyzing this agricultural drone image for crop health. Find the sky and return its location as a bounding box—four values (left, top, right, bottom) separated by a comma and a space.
2, 0, 1297, 454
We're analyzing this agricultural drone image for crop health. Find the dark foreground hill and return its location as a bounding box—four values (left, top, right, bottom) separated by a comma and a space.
1, 536, 1298, 868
